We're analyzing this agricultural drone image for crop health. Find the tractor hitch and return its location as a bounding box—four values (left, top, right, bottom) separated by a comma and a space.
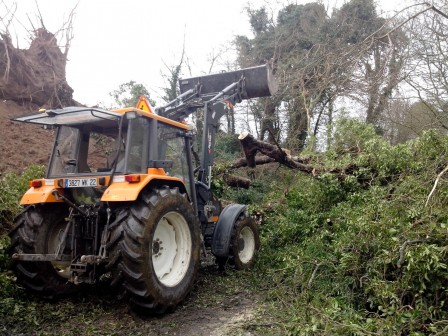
11, 253, 71, 262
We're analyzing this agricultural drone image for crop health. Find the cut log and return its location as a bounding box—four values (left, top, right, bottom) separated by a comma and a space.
223, 174, 251, 189
238, 132, 317, 174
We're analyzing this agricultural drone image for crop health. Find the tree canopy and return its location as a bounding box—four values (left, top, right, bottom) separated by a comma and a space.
234, 0, 447, 151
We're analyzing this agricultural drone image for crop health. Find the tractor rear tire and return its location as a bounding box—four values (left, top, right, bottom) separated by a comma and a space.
8, 205, 78, 299
109, 186, 200, 313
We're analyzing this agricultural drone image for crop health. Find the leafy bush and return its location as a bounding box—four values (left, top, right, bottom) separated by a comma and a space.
0, 235, 10, 272
0, 164, 45, 231
0, 166, 46, 332
250, 120, 448, 335
214, 132, 242, 161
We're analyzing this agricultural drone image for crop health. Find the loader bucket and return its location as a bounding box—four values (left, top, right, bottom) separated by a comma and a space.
178, 63, 277, 100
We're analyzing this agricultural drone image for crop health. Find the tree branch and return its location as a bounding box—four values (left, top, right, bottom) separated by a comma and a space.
426, 164, 448, 207
397, 239, 425, 268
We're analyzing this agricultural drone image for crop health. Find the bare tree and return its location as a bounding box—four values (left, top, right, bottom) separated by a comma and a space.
404, 1, 448, 131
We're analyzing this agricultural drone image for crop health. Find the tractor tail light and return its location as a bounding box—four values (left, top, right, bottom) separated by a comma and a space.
29, 180, 42, 188
125, 175, 141, 183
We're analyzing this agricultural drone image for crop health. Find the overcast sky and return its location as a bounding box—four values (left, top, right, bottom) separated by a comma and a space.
4, 0, 407, 107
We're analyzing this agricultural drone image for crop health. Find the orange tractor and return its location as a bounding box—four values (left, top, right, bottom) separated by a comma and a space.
8, 64, 276, 312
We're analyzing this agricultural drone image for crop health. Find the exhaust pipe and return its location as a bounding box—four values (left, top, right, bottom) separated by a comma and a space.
178, 63, 277, 100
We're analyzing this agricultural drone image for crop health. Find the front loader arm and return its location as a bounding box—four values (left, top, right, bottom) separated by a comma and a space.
159, 80, 246, 185
157, 63, 277, 186
198, 85, 244, 185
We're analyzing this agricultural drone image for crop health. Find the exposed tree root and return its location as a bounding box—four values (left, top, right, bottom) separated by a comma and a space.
0, 2, 77, 108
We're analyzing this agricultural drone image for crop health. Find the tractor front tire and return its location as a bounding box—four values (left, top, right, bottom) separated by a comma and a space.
8, 205, 78, 299
113, 187, 200, 313
218, 216, 260, 270
231, 216, 260, 270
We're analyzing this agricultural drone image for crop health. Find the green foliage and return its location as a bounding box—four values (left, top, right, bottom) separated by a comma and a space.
109, 80, 152, 107
227, 179, 268, 205
248, 7, 271, 35
0, 269, 41, 333
247, 120, 448, 335
331, 0, 384, 44
0, 165, 45, 330
0, 235, 10, 271
161, 61, 183, 103
214, 132, 241, 161
0, 164, 45, 230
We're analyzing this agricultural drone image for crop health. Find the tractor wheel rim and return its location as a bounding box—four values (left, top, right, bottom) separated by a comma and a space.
48, 224, 71, 279
152, 211, 192, 287
238, 226, 255, 264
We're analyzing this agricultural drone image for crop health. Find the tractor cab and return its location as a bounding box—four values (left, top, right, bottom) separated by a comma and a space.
14, 105, 193, 204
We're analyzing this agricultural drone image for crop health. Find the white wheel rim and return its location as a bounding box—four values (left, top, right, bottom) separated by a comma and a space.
238, 226, 256, 264
48, 224, 71, 279
152, 211, 192, 287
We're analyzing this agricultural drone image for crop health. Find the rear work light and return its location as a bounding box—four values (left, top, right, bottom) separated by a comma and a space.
125, 175, 141, 183
29, 180, 42, 188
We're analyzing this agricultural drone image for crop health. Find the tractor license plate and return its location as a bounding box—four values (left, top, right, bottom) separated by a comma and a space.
65, 178, 97, 188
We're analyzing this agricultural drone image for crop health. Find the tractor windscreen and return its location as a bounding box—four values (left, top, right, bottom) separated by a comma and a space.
48, 125, 124, 177
47, 116, 151, 177
158, 123, 190, 188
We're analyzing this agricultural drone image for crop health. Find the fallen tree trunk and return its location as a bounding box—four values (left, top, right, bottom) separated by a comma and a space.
223, 174, 251, 189
212, 132, 359, 189
230, 155, 276, 169
233, 132, 359, 181
237, 131, 318, 175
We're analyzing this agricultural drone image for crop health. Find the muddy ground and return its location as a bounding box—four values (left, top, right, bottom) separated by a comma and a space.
2, 266, 275, 336
0, 100, 53, 174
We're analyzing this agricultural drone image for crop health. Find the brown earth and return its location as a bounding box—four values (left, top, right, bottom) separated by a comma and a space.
0, 100, 54, 174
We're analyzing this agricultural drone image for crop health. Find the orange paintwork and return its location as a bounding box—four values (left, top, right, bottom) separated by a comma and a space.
20, 169, 184, 205
20, 179, 63, 204
112, 107, 190, 130
101, 169, 185, 202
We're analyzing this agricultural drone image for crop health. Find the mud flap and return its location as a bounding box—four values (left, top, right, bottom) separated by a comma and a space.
211, 204, 246, 258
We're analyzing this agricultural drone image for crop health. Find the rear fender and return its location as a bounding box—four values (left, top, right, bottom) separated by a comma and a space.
101, 169, 186, 202
211, 204, 246, 257
20, 185, 64, 205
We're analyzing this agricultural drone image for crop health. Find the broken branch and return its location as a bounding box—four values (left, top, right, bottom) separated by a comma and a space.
425, 164, 448, 207
238, 131, 316, 174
